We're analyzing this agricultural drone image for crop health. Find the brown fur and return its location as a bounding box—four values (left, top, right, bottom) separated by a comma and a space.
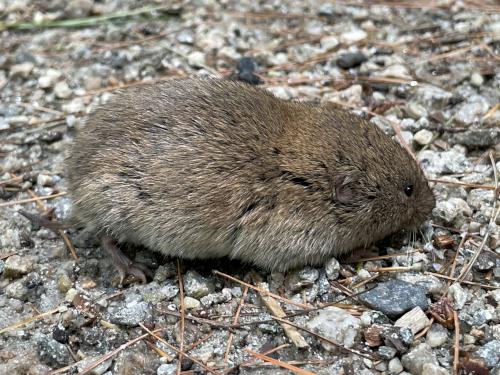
66, 77, 435, 271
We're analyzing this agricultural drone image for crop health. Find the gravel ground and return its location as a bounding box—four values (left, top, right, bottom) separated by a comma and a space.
1, 1, 500, 374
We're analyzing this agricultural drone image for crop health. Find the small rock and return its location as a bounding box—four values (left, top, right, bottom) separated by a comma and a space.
388, 357, 404, 374
358, 279, 428, 319
37, 173, 56, 187
426, 324, 449, 348
35, 333, 71, 367
455, 97, 490, 125
320, 35, 339, 50
76, 356, 112, 374
378, 346, 397, 360
473, 251, 496, 271
394, 306, 430, 334
5, 280, 28, 300
414, 129, 433, 146
448, 283, 468, 309
233, 56, 261, 85
108, 301, 153, 327
406, 102, 428, 119
324, 257, 340, 280
421, 363, 450, 375
57, 273, 72, 293
414, 85, 453, 108
378, 64, 412, 80
54, 81, 72, 99
306, 306, 361, 351
322, 84, 363, 107
187, 51, 206, 68
157, 363, 177, 375
340, 28, 367, 44
470, 72, 484, 87
64, 0, 94, 18
9, 62, 34, 78
4, 255, 34, 278
38, 69, 62, 89
62, 98, 86, 113
176, 30, 194, 45
336, 52, 367, 69
183, 271, 215, 298
432, 198, 472, 225
183, 296, 200, 310
401, 343, 439, 374
475, 340, 500, 368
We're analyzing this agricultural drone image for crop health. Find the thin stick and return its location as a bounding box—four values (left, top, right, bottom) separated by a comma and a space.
213, 271, 309, 309
429, 178, 496, 190
244, 349, 315, 375
177, 260, 185, 375
251, 272, 309, 349
271, 316, 376, 361
0, 306, 63, 334
0, 192, 67, 207
23, 188, 78, 260
139, 323, 221, 375
0, 251, 17, 261
453, 310, 460, 375
425, 272, 498, 289
185, 332, 214, 352
224, 285, 249, 362
146, 340, 175, 361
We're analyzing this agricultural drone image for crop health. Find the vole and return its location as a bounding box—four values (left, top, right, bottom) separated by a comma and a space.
66, 77, 435, 282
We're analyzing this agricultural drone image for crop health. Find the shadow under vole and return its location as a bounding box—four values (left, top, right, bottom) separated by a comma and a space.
65, 77, 435, 282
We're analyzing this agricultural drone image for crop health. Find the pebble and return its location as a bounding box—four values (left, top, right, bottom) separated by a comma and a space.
470, 72, 484, 87
57, 273, 72, 293
157, 363, 177, 375
426, 324, 449, 348
455, 97, 490, 124
388, 357, 404, 374
336, 52, 367, 69
394, 306, 430, 334
432, 198, 472, 225
5, 280, 28, 300
475, 340, 500, 368
378, 346, 397, 360
35, 333, 71, 367
183, 270, 215, 298
4, 255, 34, 278
414, 85, 453, 108
234, 56, 261, 85
54, 81, 73, 99
9, 62, 34, 78
38, 69, 62, 89
306, 306, 361, 351
176, 30, 194, 45
322, 84, 363, 106
108, 300, 153, 327
448, 283, 468, 311
401, 343, 439, 374
324, 257, 340, 280
320, 35, 339, 51
421, 363, 450, 375
183, 296, 200, 309
187, 51, 206, 68
64, 0, 94, 18
358, 279, 428, 319
378, 64, 412, 80
406, 102, 428, 119
340, 28, 367, 44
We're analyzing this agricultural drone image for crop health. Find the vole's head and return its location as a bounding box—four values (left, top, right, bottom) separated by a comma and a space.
328, 117, 435, 245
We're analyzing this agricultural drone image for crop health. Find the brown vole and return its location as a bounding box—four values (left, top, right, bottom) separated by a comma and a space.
66, 77, 435, 281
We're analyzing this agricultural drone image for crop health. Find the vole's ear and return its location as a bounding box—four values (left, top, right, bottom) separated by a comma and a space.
333, 172, 359, 204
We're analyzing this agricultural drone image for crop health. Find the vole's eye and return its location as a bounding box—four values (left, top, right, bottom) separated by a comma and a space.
404, 184, 414, 197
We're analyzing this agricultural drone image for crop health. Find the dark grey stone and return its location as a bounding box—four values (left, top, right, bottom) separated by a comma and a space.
359, 279, 428, 319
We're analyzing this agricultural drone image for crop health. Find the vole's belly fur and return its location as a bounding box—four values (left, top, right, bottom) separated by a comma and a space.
67, 78, 434, 271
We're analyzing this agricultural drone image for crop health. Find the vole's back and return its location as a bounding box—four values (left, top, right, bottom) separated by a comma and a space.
67, 78, 434, 271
